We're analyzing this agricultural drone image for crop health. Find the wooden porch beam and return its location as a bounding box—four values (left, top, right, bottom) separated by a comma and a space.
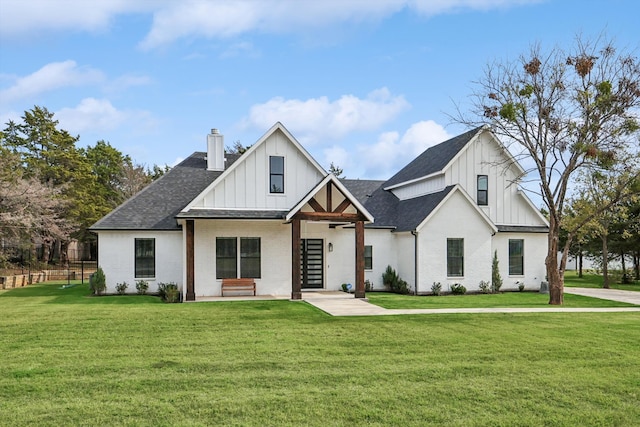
185, 220, 195, 301
355, 220, 365, 298
333, 198, 352, 213
294, 212, 366, 222
327, 181, 332, 212
307, 197, 325, 213
291, 218, 302, 300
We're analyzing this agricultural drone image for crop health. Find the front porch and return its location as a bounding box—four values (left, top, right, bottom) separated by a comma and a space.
189, 290, 352, 302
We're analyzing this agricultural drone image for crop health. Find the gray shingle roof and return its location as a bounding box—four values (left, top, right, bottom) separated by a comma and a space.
90, 152, 240, 230
362, 185, 456, 231
340, 179, 385, 205
383, 127, 483, 189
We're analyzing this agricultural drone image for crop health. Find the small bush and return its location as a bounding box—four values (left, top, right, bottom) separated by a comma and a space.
382, 265, 398, 290
135, 280, 149, 295
341, 283, 349, 292
517, 281, 525, 292
115, 282, 129, 295
158, 282, 180, 303
479, 280, 491, 294
492, 250, 503, 293
431, 282, 442, 296
90, 267, 106, 296
395, 278, 409, 295
450, 283, 466, 295
364, 279, 373, 292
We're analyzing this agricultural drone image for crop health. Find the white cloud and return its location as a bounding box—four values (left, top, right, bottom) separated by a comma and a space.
0, 0, 159, 38
55, 98, 156, 134
0, 61, 104, 103
243, 88, 410, 144
0, 0, 541, 47
358, 120, 451, 179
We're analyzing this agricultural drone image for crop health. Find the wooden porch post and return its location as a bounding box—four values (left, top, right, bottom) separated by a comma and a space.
291, 218, 302, 300
355, 220, 365, 298
185, 220, 195, 301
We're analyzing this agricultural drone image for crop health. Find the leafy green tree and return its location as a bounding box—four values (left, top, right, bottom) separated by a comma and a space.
463, 36, 640, 304
328, 162, 344, 178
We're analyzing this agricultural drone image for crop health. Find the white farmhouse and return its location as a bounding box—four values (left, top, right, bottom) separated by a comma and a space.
90, 123, 548, 299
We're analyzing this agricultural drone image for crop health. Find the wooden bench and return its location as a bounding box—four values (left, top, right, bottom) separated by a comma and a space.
221, 278, 256, 296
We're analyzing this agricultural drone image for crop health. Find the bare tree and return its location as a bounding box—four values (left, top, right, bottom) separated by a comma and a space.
459, 36, 640, 304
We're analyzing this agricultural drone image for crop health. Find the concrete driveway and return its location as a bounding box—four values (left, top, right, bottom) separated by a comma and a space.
564, 287, 640, 305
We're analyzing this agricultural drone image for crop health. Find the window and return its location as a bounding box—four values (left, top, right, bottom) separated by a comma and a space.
240, 237, 261, 278
509, 239, 524, 275
216, 237, 261, 279
447, 238, 464, 277
364, 245, 373, 270
216, 238, 237, 279
477, 175, 488, 206
134, 238, 155, 278
269, 156, 284, 193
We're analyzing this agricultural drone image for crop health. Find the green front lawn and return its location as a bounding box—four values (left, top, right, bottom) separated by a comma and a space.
367, 290, 637, 309
564, 270, 640, 291
1, 282, 639, 426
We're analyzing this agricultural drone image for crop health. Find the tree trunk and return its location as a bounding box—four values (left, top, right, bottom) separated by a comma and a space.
601, 234, 609, 289
546, 218, 564, 305
578, 246, 583, 278
634, 252, 639, 281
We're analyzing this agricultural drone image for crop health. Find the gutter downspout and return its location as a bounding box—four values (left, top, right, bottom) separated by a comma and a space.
411, 230, 418, 295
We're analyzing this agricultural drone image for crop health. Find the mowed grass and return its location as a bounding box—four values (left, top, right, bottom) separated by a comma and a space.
367, 291, 637, 309
1, 282, 640, 426
564, 270, 640, 291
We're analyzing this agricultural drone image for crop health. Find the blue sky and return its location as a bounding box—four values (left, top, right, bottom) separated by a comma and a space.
1, 0, 638, 185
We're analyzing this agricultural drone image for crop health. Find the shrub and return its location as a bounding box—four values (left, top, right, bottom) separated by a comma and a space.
492, 250, 503, 293
158, 282, 180, 303
479, 280, 491, 294
341, 283, 349, 292
115, 282, 129, 295
364, 279, 373, 292
90, 267, 106, 296
395, 278, 409, 295
517, 281, 525, 292
382, 265, 398, 290
431, 282, 442, 296
450, 283, 466, 295
135, 280, 149, 295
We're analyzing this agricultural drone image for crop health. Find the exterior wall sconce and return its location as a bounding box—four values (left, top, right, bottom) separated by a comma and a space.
328, 242, 333, 252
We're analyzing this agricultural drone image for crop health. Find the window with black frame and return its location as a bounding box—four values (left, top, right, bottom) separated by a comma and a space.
509, 239, 524, 275
447, 238, 464, 277
134, 238, 155, 278
269, 156, 284, 193
477, 175, 488, 206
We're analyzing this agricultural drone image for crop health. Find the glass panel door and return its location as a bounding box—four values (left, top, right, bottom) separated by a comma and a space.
301, 239, 324, 289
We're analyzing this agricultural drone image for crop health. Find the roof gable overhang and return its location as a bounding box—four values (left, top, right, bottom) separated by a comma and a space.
286, 173, 374, 223
414, 184, 498, 233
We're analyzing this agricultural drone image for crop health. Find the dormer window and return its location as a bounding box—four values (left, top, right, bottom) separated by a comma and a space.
477, 175, 488, 206
270, 156, 284, 193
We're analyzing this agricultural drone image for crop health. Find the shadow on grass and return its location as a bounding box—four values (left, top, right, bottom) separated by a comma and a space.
0, 281, 162, 305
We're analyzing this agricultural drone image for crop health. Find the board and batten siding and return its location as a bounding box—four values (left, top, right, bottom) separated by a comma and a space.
444, 132, 546, 227
390, 174, 445, 200
194, 129, 325, 210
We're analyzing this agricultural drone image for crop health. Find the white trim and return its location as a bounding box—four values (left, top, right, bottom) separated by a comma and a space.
383, 171, 444, 191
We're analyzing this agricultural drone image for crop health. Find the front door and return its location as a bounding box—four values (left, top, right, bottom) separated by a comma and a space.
301, 239, 324, 289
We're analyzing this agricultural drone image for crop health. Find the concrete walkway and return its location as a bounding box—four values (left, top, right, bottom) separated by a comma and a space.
192, 288, 640, 317
302, 289, 640, 317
